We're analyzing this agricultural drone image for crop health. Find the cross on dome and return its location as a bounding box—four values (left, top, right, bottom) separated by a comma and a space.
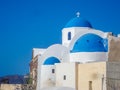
65, 12, 92, 28
76, 12, 80, 17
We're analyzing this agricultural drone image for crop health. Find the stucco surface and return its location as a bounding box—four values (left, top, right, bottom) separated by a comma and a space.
41, 87, 75, 90
108, 36, 120, 61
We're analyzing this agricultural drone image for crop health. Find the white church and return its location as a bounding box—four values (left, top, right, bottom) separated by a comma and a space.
30, 12, 120, 90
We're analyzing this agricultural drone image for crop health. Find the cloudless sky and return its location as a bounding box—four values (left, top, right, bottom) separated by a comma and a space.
0, 0, 120, 76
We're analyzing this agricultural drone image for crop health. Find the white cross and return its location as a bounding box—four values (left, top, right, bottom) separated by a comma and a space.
76, 12, 80, 17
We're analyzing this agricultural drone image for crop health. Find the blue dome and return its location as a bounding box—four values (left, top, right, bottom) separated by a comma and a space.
71, 33, 108, 52
65, 17, 92, 28
43, 57, 60, 65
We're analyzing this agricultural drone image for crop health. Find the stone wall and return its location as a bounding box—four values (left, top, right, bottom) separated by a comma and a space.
30, 55, 38, 86
108, 36, 120, 62
0, 84, 35, 90
106, 62, 120, 90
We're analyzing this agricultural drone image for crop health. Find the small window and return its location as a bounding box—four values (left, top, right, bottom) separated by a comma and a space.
52, 69, 55, 73
63, 75, 66, 80
68, 32, 71, 40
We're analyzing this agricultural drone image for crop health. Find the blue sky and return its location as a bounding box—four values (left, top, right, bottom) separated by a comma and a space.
0, 0, 120, 76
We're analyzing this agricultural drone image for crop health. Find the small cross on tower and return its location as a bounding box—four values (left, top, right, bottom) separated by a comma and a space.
76, 12, 80, 17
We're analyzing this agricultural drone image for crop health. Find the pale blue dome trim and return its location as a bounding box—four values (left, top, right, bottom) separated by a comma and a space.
71, 33, 108, 52
43, 57, 60, 65
65, 17, 92, 28
103, 39, 108, 51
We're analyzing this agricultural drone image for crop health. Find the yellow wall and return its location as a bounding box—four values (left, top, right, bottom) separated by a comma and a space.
0, 84, 21, 90
77, 62, 106, 90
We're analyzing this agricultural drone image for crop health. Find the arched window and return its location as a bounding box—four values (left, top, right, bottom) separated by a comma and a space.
68, 32, 71, 40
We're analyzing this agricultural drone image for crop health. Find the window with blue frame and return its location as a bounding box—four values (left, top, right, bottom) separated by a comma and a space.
68, 32, 71, 40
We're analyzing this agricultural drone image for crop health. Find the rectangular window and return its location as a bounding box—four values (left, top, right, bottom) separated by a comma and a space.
68, 32, 71, 40
63, 75, 66, 80
52, 69, 55, 73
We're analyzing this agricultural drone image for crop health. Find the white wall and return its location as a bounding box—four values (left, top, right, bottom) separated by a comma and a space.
38, 44, 69, 65
70, 52, 108, 63
40, 65, 56, 89
62, 28, 75, 47
32, 48, 46, 58
37, 44, 69, 90
55, 63, 77, 89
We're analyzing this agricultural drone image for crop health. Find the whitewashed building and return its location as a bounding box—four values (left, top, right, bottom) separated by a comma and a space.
30, 13, 120, 90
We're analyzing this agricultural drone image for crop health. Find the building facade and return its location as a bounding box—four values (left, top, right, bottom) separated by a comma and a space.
30, 48, 46, 87
30, 13, 120, 90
